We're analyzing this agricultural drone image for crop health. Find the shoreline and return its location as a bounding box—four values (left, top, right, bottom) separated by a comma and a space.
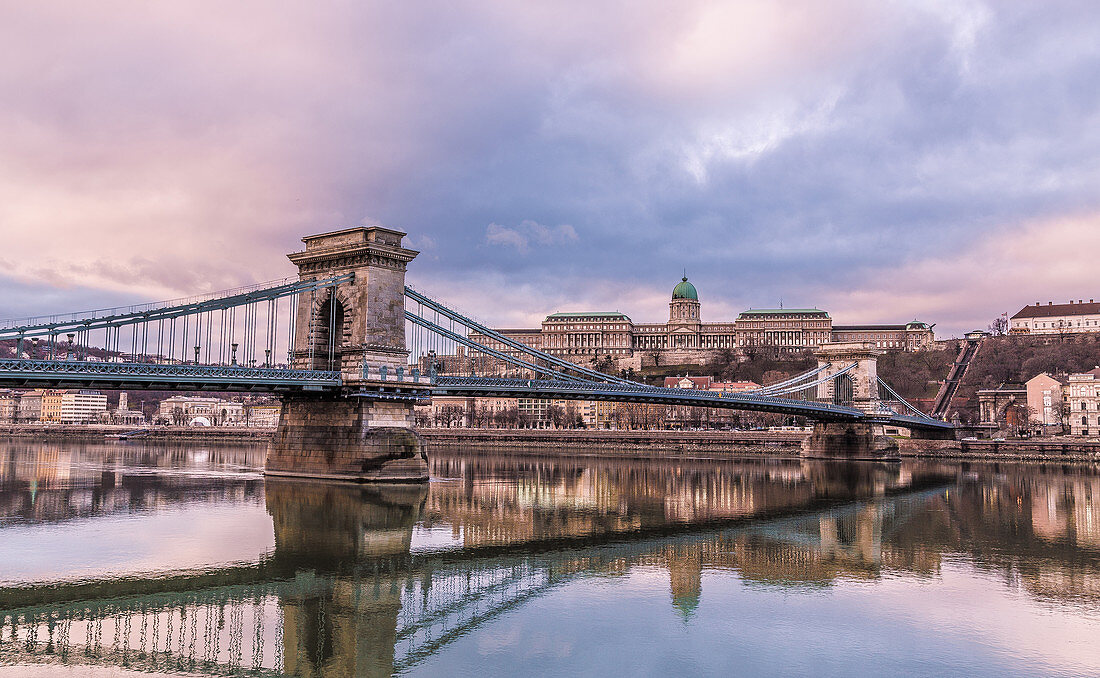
4, 425, 1100, 463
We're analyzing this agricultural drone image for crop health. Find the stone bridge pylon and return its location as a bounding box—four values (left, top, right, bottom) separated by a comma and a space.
267, 227, 430, 482
803, 342, 900, 460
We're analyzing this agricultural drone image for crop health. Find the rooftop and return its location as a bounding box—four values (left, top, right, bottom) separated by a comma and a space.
672, 277, 698, 301
545, 312, 631, 320
834, 324, 908, 331
1012, 300, 1100, 319
738, 309, 829, 317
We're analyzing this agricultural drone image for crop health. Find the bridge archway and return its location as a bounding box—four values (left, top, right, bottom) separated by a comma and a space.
832, 373, 854, 406
310, 288, 354, 371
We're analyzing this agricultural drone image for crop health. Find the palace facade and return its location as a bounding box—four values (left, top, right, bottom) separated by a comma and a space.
466, 277, 933, 371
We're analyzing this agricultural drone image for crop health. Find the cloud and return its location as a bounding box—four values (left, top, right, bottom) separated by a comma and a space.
812, 211, 1100, 336
485, 220, 578, 254
0, 1, 1098, 342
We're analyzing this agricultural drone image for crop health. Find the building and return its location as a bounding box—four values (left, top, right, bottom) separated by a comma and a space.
18, 390, 43, 423
1065, 368, 1100, 436
246, 404, 282, 428
158, 396, 244, 426
977, 384, 1028, 430
735, 308, 833, 353
40, 390, 64, 422
831, 322, 936, 351
0, 390, 17, 423
1010, 300, 1100, 336
462, 277, 933, 375
663, 376, 761, 393
59, 391, 108, 424
106, 392, 146, 426
1026, 373, 1066, 434
417, 395, 603, 429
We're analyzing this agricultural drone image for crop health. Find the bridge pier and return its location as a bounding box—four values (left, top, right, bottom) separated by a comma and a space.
267, 396, 427, 481
801, 421, 900, 460
266, 227, 428, 482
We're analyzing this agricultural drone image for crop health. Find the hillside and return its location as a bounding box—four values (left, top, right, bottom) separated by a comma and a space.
953, 335, 1100, 417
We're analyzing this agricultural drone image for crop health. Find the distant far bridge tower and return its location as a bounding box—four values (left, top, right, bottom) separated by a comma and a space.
267, 227, 429, 482
813, 342, 882, 413
802, 342, 900, 460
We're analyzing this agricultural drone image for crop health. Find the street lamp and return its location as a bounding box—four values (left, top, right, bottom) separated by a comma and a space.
231, 343, 239, 366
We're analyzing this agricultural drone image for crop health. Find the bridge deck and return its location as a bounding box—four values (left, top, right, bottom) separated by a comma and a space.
0, 360, 952, 430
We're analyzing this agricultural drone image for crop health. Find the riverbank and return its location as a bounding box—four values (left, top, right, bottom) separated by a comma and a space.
423, 428, 1100, 462
0, 423, 272, 443
419, 428, 805, 453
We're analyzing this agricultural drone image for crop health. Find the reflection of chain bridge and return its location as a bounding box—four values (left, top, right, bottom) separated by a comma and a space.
0, 486, 939, 677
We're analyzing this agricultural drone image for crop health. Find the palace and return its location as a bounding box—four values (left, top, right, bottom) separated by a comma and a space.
464, 277, 934, 372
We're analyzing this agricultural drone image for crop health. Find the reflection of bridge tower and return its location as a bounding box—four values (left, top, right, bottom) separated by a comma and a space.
268, 227, 429, 482
266, 480, 427, 678
803, 343, 899, 459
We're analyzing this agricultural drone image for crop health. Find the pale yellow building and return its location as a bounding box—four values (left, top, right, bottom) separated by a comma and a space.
40, 390, 64, 422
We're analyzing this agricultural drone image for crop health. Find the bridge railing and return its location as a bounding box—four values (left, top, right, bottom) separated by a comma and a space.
0, 358, 341, 385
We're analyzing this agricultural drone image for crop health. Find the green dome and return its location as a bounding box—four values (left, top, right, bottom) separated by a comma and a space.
672, 277, 698, 301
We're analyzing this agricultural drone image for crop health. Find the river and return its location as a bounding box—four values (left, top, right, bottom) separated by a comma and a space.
1, 440, 1099, 677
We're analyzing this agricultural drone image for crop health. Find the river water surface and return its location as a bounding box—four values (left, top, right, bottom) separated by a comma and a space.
1, 440, 1100, 677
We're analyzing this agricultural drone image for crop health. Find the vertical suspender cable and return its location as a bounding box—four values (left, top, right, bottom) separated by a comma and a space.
181, 314, 189, 364
328, 289, 336, 370
219, 308, 227, 365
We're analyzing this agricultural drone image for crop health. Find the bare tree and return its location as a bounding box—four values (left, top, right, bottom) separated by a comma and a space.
547, 405, 566, 429
988, 314, 1008, 336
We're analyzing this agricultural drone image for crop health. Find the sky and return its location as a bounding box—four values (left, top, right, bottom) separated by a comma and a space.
2, 1, 1099, 338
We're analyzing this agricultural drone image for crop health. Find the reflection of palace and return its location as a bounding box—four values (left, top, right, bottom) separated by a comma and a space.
5, 448, 1100, 676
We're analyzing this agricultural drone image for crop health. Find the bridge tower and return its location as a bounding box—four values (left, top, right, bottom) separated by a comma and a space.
267, 227, 429, 482
802, 342, 899, 460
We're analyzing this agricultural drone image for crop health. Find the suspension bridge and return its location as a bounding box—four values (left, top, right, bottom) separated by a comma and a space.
0, 226, 953, 480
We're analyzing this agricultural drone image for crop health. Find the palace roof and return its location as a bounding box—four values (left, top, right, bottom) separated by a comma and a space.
672, 277, 698, 301
738, 309, 829, 317
545, 312, 631, 320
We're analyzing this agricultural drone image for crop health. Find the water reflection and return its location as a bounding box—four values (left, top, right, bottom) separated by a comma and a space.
0, 443, 1099, 676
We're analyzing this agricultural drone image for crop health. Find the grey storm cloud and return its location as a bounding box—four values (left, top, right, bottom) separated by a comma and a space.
1, 0, 1099, 335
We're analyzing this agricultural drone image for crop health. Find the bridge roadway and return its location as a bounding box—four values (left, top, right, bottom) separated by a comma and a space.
0, 358, 953, 432
432, 376, 954, 432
